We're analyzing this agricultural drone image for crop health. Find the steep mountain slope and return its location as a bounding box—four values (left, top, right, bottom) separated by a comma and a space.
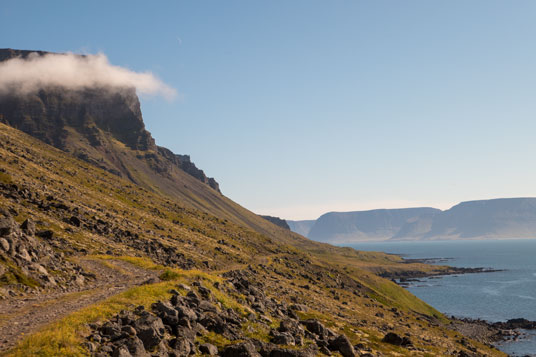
0, 49, 310, 244
0, 123, 503, 356
306, 208, 441, 243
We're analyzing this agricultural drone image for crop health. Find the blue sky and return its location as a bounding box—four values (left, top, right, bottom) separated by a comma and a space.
2, 1, 536, 219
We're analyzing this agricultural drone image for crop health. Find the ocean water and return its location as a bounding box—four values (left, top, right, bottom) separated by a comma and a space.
347, 239, 536, 357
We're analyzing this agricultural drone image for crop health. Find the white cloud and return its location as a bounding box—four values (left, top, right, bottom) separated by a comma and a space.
0, 52, 177, 99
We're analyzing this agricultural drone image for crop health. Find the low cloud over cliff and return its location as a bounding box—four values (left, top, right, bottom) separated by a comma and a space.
0, 52, 176, 99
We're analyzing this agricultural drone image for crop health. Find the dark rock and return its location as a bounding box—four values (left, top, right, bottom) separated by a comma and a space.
221, 341, 261, 357
133, 314, 165, 350
124, 336, 149, 357
177, 305, 197, 321
121, 325, 137, 336
112, 345, 132, 357
381, 332, 412, 347
271, 332, 295, 346
36, 230, 54, 239
69, 216, 81, 227
198, 300, 218, 313
101, 323, 123, 341
170, 337, 191, 356
199, 343, 218, 355
269, 347, 317, 357
197, 285, 212, 299
301, 319, 328, 339
20, 218, 35, 235
152, 300, 179, 325
0, 216, 15, 236
328, 335, 355, 357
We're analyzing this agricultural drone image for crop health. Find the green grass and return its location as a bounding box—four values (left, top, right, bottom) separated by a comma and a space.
8, 281, 177, 357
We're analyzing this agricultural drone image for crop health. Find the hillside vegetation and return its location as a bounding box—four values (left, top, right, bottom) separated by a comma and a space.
0, 122, 504, 356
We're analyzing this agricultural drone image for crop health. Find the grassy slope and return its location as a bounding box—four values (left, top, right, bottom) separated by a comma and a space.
0, 123, 504, 356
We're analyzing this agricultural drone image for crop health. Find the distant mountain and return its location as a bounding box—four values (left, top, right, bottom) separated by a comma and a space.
289, 198, 536, 242
303, 208, 440, 243
417, 198, 536, 240
287, 220, 315, 237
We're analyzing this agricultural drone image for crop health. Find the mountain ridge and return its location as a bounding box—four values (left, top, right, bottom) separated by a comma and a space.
288, 198, 536, 243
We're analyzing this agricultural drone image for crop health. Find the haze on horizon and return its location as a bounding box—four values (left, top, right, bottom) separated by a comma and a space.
2, 0, 536, 220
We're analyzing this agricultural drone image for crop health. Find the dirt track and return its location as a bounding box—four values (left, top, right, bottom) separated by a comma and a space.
0, 258, 159, 354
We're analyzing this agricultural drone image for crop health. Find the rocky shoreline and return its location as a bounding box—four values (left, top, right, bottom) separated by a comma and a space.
380, 258, 502, 284
450, 316, 536, 348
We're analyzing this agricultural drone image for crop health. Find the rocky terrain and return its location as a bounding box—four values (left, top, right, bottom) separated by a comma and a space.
0, 49, 508, 356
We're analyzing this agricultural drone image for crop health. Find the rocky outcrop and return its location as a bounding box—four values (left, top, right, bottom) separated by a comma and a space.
86, 272, 362, 357
0, 202, 92, 294
259, 216, 290, 230
0, 48, 220, 193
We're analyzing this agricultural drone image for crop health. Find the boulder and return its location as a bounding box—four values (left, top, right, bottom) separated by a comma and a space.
381, 332, 412, 346
0, 216, 15, 236
328, 335, 355, 357
271, 332, 295, 346
20, 218, 35, 235
134, 315, 165, 350
222, 341, 261, 357
152, 300, 179, 325
199, 343, 218, 355
170, 337, 191, 356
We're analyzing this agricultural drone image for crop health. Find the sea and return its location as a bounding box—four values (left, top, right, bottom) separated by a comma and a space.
347, 239, 536, 357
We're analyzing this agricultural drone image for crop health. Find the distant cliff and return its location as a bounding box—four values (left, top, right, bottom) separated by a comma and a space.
304, 208, 440, 243
259, 215, 290, 230
288, 198, 536, 242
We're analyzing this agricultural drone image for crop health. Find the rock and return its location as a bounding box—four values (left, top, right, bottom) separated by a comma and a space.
113, 345, 133, 357
125, 336, 150, 357
134, 315, 165, 350
170, 337, 191, 356
198, 300, 218, 313
0, 216, 15, 236
381, 332, 412, 346
20, 218, 35, 235
301, 319, 328, 339
271, 332, 295, 346
177, 283, 191, 291
0, 237, 10, 251
222, 341, 261, 357
36, 230, 54, 240
152, 300, 179, 325
278, 319, 302, 335
328, 335, 355, 357
69, 216, 81, 227
269, 347, 317, 357
199, 343, 218, 355
197, 285, 212, 299
177, 305, 197, 321
122, 325, 137, 336
101, 323, 123, 341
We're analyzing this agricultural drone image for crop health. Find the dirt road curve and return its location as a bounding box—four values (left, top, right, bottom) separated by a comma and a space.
0, 258, 159, 354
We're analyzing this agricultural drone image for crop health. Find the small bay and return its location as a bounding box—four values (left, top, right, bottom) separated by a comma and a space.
347, 239, 536, 357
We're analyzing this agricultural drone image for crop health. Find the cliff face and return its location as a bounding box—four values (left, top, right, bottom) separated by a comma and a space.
307, 208, 440, 243
0, 48, 219, 192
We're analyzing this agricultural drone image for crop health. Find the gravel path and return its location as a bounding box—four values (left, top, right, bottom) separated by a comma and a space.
0, 258, 159, 354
